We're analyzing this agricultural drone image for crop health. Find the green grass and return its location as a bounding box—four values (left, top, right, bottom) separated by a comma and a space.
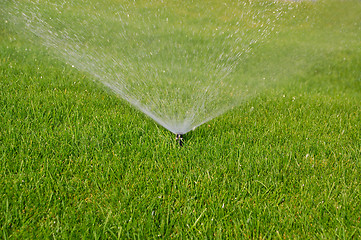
1, 0, 361, 239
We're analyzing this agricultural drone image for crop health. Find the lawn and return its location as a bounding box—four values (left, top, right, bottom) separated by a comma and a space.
1, 0, 361, 239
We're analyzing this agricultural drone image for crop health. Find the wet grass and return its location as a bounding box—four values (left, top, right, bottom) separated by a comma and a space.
1, 0, 361, 239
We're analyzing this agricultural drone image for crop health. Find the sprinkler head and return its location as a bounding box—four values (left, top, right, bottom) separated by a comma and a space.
176, 134, 184, 147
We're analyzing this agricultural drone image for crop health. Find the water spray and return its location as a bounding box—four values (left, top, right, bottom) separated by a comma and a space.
3, 1, 306, 136
176, 134, 184, 147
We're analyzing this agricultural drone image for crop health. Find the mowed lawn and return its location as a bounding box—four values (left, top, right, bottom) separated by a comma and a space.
1, 0, 361, 239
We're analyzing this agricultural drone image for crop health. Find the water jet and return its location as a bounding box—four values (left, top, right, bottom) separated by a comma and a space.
1, 0, 318, 137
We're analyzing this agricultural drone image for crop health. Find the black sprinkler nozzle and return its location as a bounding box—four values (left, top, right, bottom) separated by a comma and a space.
176, 134, 184, 147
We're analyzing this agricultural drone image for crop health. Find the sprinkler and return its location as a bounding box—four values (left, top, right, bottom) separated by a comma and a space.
176, 134, 184, 147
